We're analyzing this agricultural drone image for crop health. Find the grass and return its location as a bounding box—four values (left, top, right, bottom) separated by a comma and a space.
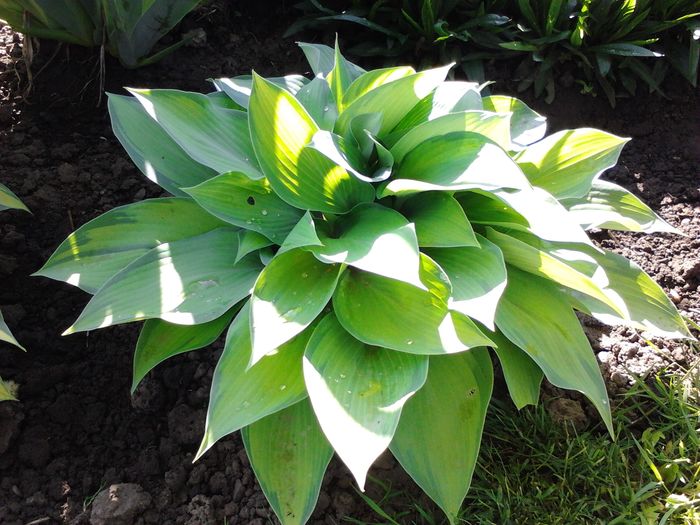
349, 363, 700, 525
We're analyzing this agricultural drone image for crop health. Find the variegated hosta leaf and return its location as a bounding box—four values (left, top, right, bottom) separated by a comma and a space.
486, 328, 543, 409
339, 66, 417, 111
399, 193, 479, 248
486, 227, 624, 316
0, 182, 29, 212
278, 212, 323, 254
561, 179, 680, 234
183, 172, 304, 242
381, 132, 528, 198
481, 95, 547, 150
295, 77, 338, 131
495, 268, 613, 435
250, 249, 341, 366
333, 263, 493, 355
65, 229, 262, 333
484, 187, 594, 246
514, 128, 630, 199
248, 73, 374, 213
35, 198, 229, 293
390, 348, 493, 524
298, 42, 366, 79
197, 304, 310, 459
235, 230, 273, 263
390, 111, 513, 161
0, 309, 24, 351
108, 94, 217, 196
312, 204, 424, 288
242, 399, 333, 525
539, 241, 692, 339
303, 313, 429, 489
131, 308, 237, 393
335, 64, 452, 138
389, 81, 484, 141
211, 75, 308, 109
328, 41, 363, 110
426, 235, 507, 330
128, 89, 261, 177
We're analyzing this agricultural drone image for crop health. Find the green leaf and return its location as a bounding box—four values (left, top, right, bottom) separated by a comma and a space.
0, 182, 29, 212
250, 249, 341, 365
36, 198, 230, 293
108, 94, 217, 196
132, 309, 237, 393
211, 75, 307, 108
278, 212, 324, 254
313, 204, 424, 288
303, 313, 428, 488
340, 66, 416, 110
298, 42, 366, 78
0, 309, 24, 351
481, 95, 547, 150
389, 81, 484, 142
183, 172, 304, 242
197, 304, 310, 458
561, 179, 680, 234
128, 89, 261, 177
514, 128, 630, 199
484, 187, 594, 245
333, 265, 493, 355
65, 229, 262, 333
335, 65, 452, 138
235, 230, 273, 263
390, 349, 493, 524
399, 193, 478, 248
486, 228, 624, 316
487, 329, 543, 409
495, 268, 613, 435
328, 40, 362, 109
390, 111, 513, 162
542, 242, 692, 339
248, 73, 374, 213
295, 77, 338, 131
242, 399, 333, 525
426, 235, 507, 330
381, 132, 529, 198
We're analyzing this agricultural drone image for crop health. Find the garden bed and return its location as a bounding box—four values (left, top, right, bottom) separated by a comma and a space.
0, 5, 698, 524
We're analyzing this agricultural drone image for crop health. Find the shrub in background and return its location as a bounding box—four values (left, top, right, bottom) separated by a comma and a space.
37, 43, 693, 523
289, 0, 700, 104
0, 183, 28, 401
0, 0, 202, 67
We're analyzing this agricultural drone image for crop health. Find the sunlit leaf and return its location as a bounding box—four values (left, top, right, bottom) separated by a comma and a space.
399, 193, 479, 248
515, 128, 630, 199
36, 198, 230, 293
481, 95, 547, 150
65, 229, 262, 333
197, 304, 309, 458
303, 313, 428, 489
250, 249, 341, 365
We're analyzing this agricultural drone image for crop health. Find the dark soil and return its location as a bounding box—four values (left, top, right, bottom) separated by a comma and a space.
0, 6, 698, 525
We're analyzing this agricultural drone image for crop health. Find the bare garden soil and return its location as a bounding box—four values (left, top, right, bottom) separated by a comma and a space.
0, 4, 698, 524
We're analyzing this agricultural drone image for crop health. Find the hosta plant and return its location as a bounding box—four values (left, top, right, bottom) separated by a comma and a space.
37, 43, 693, 524
1, 182, 28, 401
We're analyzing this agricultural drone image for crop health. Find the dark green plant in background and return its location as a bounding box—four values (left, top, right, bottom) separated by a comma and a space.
288, 0, 700, 104
0, 0, 202, 67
